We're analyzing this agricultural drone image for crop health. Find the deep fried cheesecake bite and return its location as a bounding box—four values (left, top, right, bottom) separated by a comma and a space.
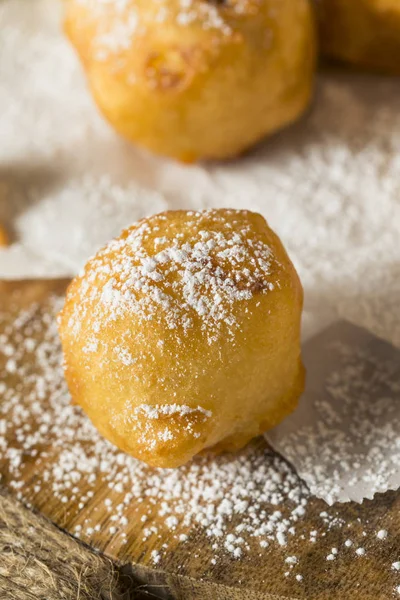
58, 209, 304, 468
65, 0, 315, 161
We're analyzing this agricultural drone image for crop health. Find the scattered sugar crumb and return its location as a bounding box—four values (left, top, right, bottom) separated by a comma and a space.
151, 550, 161, 565
377, 530, 388, 540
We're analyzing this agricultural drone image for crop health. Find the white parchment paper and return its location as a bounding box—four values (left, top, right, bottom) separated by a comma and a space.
267, 322, 400, 505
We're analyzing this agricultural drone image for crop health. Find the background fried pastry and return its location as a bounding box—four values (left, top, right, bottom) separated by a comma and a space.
65, 0, 315, 161
317, 0, 400, 74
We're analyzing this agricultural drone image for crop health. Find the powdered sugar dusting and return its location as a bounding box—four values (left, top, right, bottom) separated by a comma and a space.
71, 0, 245, 62
67, 209, 278, 346
112, 401, 213, 448
135, 404, 212, 419
74, 0, 140, 60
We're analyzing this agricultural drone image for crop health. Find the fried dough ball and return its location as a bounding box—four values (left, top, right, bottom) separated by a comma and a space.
317, 0, 400, 73
58, 209, 304, 468
65, 0, 315, 162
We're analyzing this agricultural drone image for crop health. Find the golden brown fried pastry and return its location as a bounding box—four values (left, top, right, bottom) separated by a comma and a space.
317, 0, 400, 74
65, 0, 315, 162
58, 209, 304, 468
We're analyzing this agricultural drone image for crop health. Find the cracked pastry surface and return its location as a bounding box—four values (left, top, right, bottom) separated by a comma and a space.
64, 0, 315, 161
58, 209, 304, 468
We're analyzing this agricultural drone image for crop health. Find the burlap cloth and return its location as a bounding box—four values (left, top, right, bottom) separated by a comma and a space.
0, 489, 133, 600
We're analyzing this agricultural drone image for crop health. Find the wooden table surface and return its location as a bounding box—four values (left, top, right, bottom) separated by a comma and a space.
0, 279, 399, 600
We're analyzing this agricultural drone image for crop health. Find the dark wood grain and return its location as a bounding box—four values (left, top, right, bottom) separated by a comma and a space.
0, 279, 399, 600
